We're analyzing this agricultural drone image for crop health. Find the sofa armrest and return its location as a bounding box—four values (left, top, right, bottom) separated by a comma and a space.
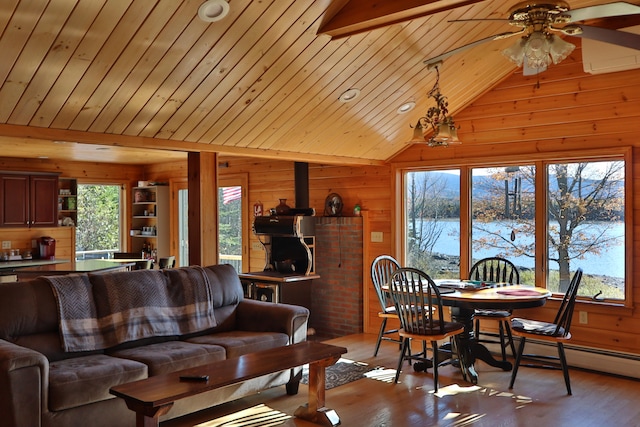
0, 339, 49, 427
236, 300, 309, 344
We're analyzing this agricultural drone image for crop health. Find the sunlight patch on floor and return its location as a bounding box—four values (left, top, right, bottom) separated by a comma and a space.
430, 383, 482, 397
442, 412, 487, 426
193, 404, 291, 427
363, 367, 397, 383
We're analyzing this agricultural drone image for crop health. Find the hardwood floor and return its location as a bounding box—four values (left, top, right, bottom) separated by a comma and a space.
163, 333, 640, 427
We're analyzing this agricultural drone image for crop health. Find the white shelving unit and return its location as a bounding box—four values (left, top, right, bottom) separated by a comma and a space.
131, 186, 169, 261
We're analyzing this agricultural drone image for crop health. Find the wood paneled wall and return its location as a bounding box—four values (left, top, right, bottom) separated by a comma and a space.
392, 50, 640, 356
0, 227, 74, 261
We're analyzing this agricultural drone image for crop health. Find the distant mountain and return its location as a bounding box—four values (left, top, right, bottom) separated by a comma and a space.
419, 171, 622, 199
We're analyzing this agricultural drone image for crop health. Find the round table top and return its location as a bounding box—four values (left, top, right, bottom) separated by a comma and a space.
437, 282, 551, 310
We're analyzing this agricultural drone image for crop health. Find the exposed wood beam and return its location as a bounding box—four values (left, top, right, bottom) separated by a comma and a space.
188, 152, 219, 267
0, 124, 387, 167
318, 0, 483, 39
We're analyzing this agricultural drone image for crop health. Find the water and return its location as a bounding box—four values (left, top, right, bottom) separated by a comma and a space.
424, 219, 625, 278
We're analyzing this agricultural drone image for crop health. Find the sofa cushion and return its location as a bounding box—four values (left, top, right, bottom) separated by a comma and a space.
185, 331, 289, 359
108, 341, 226, 376
202, 264, 244, 308
49, 354, 148, 412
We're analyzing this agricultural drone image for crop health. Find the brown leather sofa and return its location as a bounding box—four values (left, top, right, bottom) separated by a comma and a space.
0, 264, 309, 427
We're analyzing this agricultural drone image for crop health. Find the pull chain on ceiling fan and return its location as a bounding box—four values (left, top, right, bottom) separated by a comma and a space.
424, 1, 640, 76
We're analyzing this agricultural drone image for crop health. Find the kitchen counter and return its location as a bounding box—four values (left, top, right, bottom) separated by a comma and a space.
13, 259, 133, 280
0, 258, 69, 270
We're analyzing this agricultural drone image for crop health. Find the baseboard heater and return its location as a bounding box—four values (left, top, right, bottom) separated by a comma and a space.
486, 341, 640, 380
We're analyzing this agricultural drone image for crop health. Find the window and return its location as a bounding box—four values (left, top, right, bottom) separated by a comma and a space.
546, 161, 625, 299
218, 185, 242, 272
404, 169, 460, 278
471, 165, 536, 284
175, 175, 248, 271
400, 151, 629, 304
75, 184, 122, 260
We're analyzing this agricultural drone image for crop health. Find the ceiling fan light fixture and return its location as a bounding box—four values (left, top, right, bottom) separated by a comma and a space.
502, 31, 575, 71
503, 38, 527, 67
548, 34, 575, 64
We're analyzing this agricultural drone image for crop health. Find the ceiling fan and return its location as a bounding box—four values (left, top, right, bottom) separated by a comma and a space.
424, 1, 640, 75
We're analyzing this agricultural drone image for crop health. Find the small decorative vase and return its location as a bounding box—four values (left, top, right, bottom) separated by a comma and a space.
275, 199, 291, 215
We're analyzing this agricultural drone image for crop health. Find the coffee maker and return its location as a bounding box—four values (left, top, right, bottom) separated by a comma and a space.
38, 236, 56, 260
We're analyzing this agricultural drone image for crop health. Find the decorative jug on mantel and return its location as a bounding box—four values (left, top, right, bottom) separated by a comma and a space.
275, 199, 291, 215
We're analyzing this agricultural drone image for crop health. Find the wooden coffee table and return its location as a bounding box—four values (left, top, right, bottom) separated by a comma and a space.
110, 341, 347, 427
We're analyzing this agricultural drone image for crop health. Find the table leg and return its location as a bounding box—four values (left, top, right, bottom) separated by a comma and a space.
124, 401, 173, 427
450, 307, 512, 384
294, 356, 341, 426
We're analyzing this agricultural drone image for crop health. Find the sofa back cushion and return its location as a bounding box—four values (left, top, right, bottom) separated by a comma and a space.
202, 264, 244, 307
180, 264, 244, 335
0, 278, 91, 361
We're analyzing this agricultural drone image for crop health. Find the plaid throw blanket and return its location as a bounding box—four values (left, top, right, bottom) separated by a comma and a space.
46, 267, 217, 352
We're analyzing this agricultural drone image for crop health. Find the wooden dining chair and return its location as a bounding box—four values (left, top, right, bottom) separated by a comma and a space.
389, 267, 464, 392
370, 255, 403, 357
159, 256, 176, 269
509, 268, 583, 395
469, 257, 520, 361
133, 259, 153, 270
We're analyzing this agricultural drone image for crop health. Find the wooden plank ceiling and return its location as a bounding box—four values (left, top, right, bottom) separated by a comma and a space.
0, 0, 636, 165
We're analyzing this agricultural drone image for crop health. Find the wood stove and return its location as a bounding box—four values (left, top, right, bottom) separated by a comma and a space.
253, 214, 315, 275
239, 214, 318, 311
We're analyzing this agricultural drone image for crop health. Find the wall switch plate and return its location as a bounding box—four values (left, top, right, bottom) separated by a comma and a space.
1, 241, 10, 249
371, 231, 383, 243
579, 311, 588, 324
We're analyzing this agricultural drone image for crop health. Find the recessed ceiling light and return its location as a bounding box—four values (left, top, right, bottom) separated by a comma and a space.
198, 0, 229, 22
397, 101, 416, 114
339, 88, 361, 103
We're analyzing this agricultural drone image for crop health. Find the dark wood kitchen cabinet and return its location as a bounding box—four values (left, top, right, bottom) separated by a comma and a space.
0, 173, 59, 227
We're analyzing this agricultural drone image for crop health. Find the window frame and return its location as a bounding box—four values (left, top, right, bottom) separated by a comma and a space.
395, 147, 633, 309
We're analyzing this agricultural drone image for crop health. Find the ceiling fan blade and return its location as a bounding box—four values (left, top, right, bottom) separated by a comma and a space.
566, 2, 640, 23
567, 25, 640, 50
423, 30, 524, 66
448, 18, 511, 23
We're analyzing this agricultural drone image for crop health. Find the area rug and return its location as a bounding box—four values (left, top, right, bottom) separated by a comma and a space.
300, 358, 379, 389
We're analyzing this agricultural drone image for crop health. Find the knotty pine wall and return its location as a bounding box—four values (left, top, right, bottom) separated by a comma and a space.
392, 48, 640, 357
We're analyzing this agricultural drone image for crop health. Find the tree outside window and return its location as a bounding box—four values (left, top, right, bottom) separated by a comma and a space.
471, 165, 536, 284
547, 161, 624, 297
76, 184, 121, 259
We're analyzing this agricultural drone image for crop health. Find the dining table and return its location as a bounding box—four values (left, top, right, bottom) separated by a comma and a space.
434, 280, 551, 384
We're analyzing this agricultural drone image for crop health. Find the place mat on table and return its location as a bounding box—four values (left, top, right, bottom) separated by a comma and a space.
496, 289, 544, 296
